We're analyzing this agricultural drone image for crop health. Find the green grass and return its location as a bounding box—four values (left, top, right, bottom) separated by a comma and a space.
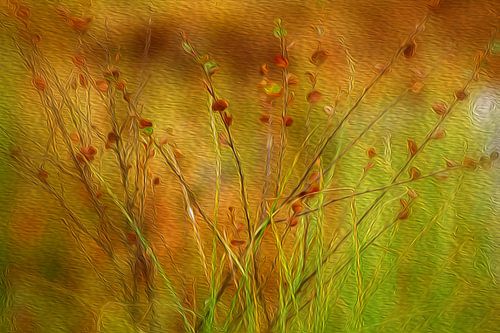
0, 1, 498, 332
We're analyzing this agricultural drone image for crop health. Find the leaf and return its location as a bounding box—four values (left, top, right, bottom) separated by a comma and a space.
203, 60, 219, 75
182, 41, 194, 54
264, 82, 282, 97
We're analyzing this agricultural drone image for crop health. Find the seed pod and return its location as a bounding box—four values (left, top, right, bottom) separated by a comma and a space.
153, 177, 161, 186
403, 40, 417, 59
222, 112, 233, 127
33, 75, 46, 91
291, 200, 304, 214
310, 49, 329, 66
212, 99, 229, 112
283, 115, 293, 127
274, 55, 289, 68
139, 118, 153, 129
455, 89, 467, 101
407, 139, 418, 157
367, 147, 377, 159
260, 64, 269, 76
289, 217, 299, 227
230, 239, 246, 247
409, 166, 421, 180
95, 79, 109, 92
432, 102, 447, 116
259, 113, 271, 124
307, 90, 322, 103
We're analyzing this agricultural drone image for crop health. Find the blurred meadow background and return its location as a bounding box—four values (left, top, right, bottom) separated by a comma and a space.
0, 0, 499, 332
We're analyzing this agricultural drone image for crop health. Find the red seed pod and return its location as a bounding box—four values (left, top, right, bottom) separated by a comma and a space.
291, 200, 304, 214
431, 128, 446, 140
454, 90, 467, 101
289, 216, 299, 227
138, 118, 153, 129
212, 99, 229, 112
115, 80, 126, 91
33, 75, 46, 91
69, 16, 92, 33
72, 54, 86, 68
432, 102, 447, 116
274, 55, 289, 68
37, 169, 49, 183
153, 177, 161, 186
80, 146, 97, 161
364, 161, 375, 172
306, 90, 322, 103
15, 5, 31, 22
407, 139, 418, 157
283, 115, 293, 127
259, 113, 271, 124
463, 157, 477, 170
107, 131, 118, 144
367, 147, 377, 159
409, 166, 421, 180
127, 231, 138, 245
222, 112, 233, 127
95, 79, 109, 92
70, 132, 80, 144
230, 239, 246, 247
403, 40, 417, 59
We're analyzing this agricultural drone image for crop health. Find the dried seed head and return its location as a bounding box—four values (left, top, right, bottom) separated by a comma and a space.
212, 99, 229, 112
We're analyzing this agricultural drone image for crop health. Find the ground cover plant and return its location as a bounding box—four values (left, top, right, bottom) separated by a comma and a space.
0, 0, 499, 332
